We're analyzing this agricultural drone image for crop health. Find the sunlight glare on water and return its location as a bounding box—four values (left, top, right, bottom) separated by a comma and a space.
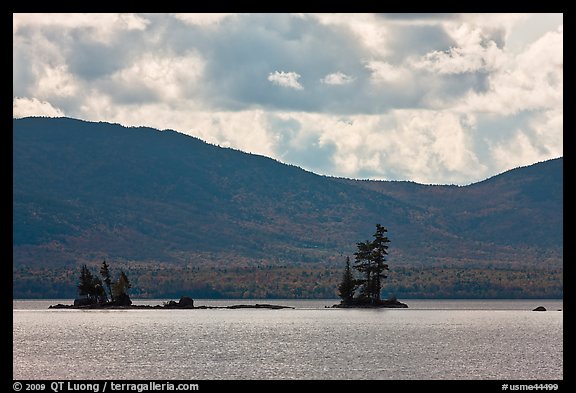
13, 299, 562, 380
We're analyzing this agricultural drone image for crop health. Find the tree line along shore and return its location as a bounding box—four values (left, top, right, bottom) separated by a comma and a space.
50, 224, 410, 309
46, 224, 562, 309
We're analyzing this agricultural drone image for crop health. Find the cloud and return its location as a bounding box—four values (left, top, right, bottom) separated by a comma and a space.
410, 22, 507, 75
267, 71, 304, 90
377, 13, 458, 21
491, 131, 547, 171
172, 13, 236, 26
13, 13, 149, 42
365, 61, 410, 84
263, 111, 486, 184
411, 41, 502, 75
35, 64, 79, 98
13, 97, 65, 118
453, 25, 562, 115
321, 72, 354, 85
12, 13, 563, 184
108, 52, 205, 102
311, 13, 391, 58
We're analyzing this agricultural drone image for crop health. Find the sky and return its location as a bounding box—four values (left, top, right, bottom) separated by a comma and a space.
13, 13, 563, 185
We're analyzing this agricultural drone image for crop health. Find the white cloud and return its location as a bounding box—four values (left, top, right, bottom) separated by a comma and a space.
268, 71, 304, 90
386, 111, 483, 181
77, 90, 116, 120
321, 72, 354, 85
454, 26, 562, 115
412, 42, 502, 75
491, 130, 546, 171
13, 97, 64, 118
36, 65, 79, 98
527, 108, 563, 158
266, 110, 485, 184
365, 61, 410, 84
12, 13, 563, 184
172, 13, 236, 26
411, 23, 506, 74
505, 14, 562, 53
312, 13, 391, 58
13, 13, 149, 42
13, 13, 149, 31
110, 53, 205, 101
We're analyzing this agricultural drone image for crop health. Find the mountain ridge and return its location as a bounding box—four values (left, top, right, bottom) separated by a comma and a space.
12, 117, 562, 298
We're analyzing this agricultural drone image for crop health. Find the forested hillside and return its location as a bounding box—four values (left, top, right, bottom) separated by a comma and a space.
13, 117, 563, 298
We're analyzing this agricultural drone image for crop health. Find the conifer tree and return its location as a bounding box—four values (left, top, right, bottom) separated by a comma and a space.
337, 256, 355, 304
78, 264, 96, 300
352, 224, 391, 304
353, 240, 373, 302
112, 270, 132, 300
370, 224, 390, 303
100, 260, 112, 302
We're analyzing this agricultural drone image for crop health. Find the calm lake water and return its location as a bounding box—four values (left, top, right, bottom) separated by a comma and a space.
13, 299, 563, 380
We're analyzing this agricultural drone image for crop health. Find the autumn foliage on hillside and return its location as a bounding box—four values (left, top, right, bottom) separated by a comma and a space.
13, 118, 562, 299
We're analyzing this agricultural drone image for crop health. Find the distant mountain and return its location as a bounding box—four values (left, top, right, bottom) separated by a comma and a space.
12, 118, 562, 298
342, 156, 563, 252
12, 118, 563, 298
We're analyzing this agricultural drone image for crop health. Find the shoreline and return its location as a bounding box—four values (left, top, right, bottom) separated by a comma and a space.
48, 303, 295, 310
331, 299, 409, 308
15, 299, 560, 312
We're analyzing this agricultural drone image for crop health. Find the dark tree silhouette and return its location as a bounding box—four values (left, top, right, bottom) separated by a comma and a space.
100, 260, 112, 302
352, 224, 390, 304
78, 264, 107, 303
78, 264, 96, 301
337, 256, 355, 304
353, 240, 373, 302
112, 270, 132, 305
93, 277, 107, 304
370, 224, 390, 303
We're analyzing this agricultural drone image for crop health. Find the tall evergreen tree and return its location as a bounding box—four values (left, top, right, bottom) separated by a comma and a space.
337, 256, 355, 304
78, 264, 110, 303
93, 276, 107, 304
78, 264, 96, 300
353, 240, 373, 302
100, 260, 112, 302
370, 224, 390, 303
112, 270, 132, 300
353, 224, 391, 304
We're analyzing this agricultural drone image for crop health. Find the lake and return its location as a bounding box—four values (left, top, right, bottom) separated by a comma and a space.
13, 299, 563, 380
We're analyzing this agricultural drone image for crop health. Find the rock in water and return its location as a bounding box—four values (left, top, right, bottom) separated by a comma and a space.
532, 306, 546, 311
178, 296, 194, 307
